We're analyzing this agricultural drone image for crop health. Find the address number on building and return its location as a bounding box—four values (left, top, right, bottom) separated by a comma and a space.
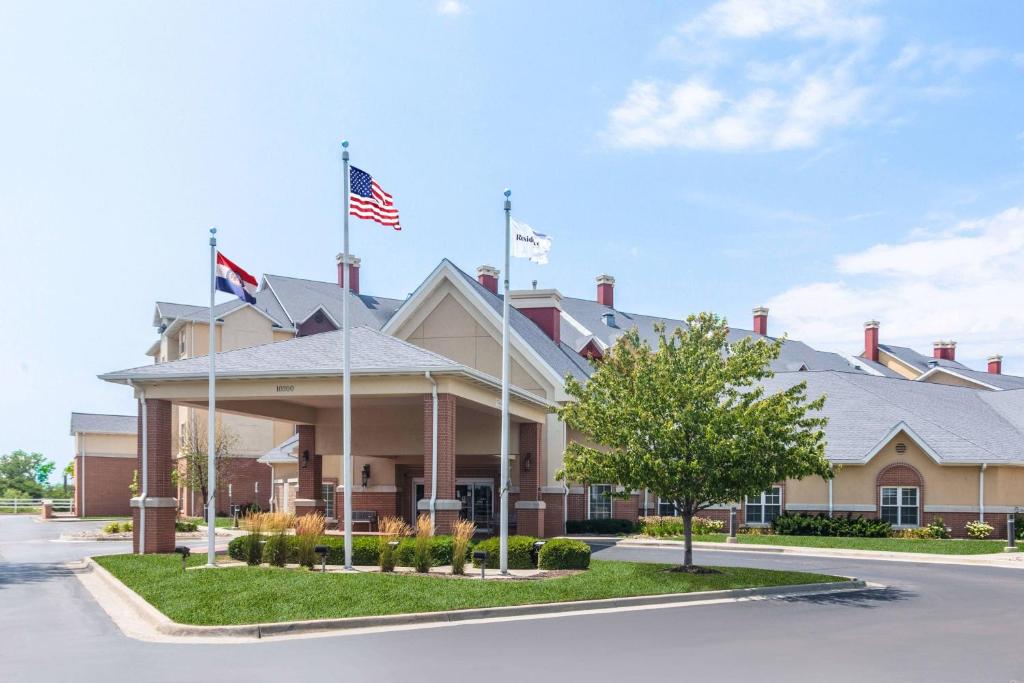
276, 385, 295, 393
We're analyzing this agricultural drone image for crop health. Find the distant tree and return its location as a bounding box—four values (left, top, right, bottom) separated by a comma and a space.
0, 450, 55, 498
557, 313, 831, 570
172, 414, 238, 513
62, 461, 74, 496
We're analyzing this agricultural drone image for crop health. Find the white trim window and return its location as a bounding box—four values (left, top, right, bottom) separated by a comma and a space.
880, 486, 918, 527
322, 483, 335, 519
657, 498, 678, 516
745, 487, 782, 525
588, 484, 613, 519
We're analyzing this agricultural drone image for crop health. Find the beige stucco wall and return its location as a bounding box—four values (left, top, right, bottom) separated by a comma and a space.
877, 351, 920, 380
407, 292, 545, 396
831, 431, 979, 507
921, 371, 991, 390
783, 474, 829, 505
79, 432, 135, 458
981, 466, 1024, 507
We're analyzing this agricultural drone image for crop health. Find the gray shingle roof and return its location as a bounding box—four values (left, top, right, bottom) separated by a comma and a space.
877, 344, 968, 373
559, 296, 863, 375
447, 262, 591, 383
70, 412, 136, 435
762, 371, 1024, 464
925, 366, 1024, 390
262, 274, 403, 330
103, 326, 462, 382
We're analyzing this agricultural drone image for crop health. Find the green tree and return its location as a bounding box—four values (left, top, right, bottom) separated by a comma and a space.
556, 313, 830, 569
0, 450, 55, 498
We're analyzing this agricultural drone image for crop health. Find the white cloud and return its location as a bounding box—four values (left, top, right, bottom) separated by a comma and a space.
767, 206, 1024, 364
606, 0, 1008, 152
436, 0, 465, 16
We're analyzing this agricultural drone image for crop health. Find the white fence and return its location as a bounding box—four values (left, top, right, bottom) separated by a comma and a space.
0, 498, 73, 513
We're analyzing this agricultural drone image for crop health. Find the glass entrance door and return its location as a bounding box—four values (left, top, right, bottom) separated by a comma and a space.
455, 481, 494, 528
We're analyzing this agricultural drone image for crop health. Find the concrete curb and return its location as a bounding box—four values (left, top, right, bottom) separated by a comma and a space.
78, 557, 869, 641
614, 538, 1024, 567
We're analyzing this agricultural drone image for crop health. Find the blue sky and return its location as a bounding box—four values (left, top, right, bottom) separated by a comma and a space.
2, 1, 1023, 474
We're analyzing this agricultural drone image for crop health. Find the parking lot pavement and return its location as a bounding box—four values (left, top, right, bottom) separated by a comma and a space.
4, 516, 1024, 683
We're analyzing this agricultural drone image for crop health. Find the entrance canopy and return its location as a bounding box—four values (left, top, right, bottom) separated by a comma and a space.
100, 326, 552, 423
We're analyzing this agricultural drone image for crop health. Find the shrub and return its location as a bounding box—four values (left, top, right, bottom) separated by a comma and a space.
893, 527, 935, 539
175, 519, 199, 533
377, 516, 409, 572
394, 535, 455, 567
451, 519, 475, 575
538, 538, 591, 570
965, 520, 994, 539
239, 513, 264, 565
263, 530, 289, 567
227, 533, 462, 567
771, 513, 891, 538
639, 515, 724, 537
565, 519, 636, 535
295, 513, 326, 569
413, 514, 433, 573
926, 517, 951, 539
103, 521, 123, 534
472, 535, 538, 569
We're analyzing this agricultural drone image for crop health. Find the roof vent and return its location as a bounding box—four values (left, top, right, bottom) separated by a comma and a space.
602, 312, 615, 327
895, 443, 907, 454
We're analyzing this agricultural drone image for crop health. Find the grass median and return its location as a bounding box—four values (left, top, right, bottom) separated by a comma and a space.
93, 555, 845, 626
670, 533, 1006, 555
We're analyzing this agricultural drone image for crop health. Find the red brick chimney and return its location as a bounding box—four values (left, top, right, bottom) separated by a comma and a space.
510, 289, 562, 344
476, 265, 499, 295
596, 274, 615, 308
864, 320, 880, 362
933, 341, 956, 361
336, 254, 360, 294
988, 355, 1003, 374
753, 307, 769, 336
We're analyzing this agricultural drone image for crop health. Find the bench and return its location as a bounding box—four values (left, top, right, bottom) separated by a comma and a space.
350, 510, 378, 532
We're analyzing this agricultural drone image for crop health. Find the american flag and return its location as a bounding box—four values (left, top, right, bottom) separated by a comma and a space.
349, 166, 401, 230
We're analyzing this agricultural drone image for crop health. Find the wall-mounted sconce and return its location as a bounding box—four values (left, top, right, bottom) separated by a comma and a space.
524, 453, 532, 472
301, 450, 310, 469
361, 464, 371, 488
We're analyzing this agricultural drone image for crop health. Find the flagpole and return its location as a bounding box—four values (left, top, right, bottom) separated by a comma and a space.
342, 140, 353, 570
207, 226, 218, 567
499, 188, 511, 575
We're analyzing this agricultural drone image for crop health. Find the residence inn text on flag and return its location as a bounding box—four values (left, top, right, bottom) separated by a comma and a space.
510, 218, 552, 264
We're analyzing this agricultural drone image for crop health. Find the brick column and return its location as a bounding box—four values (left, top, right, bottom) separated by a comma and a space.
131, 398, 177, 554
294, 424, 324, 516
515, 422, 546, 536
422, 393, 459, 533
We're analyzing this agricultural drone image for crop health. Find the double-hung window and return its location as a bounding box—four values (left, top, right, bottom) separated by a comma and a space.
657, 499, 678, 516
322, 483, 335, 519
745, 487, 782, 525
880, 486, 918, 527
589, 484, 612, 519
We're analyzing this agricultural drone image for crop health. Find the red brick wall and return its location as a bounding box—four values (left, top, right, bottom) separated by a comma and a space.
518, 423, 544, 500
423, 393, 457, 503
612, 494, 641, 522
75, 456, 135, 517
133, 399, 176, 553
542, 493, 566, 537
296, 424, 323, 515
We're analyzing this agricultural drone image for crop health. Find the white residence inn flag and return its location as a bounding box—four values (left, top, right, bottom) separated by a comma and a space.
510, 218, 552, 264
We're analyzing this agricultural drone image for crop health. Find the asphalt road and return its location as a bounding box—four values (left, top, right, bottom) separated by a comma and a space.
2, 515, 1023, 683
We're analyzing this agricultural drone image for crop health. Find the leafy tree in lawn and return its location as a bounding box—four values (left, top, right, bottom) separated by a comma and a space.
0, 450, 56, 498
171, 413, 238, 514
556, 313, 830, 569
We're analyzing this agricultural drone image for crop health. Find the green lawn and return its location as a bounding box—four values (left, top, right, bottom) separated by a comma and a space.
94, 554, 845, 626
669, 533, 1007, 555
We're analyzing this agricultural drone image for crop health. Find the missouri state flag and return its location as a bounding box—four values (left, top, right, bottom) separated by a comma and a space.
215, 252, 258, 304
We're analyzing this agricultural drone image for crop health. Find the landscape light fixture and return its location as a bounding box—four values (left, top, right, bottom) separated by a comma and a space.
728, 506, 738, 543
532, 540, 546, 565
314, 544, 330, 572
174, 545, 191, 573
1008, 512, 1017, 552
473, 550, 488, 579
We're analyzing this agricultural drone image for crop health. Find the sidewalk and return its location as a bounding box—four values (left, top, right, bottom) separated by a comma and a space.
573, 535, 1024, 569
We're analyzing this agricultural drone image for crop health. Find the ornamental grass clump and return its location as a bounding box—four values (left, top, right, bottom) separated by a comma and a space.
413, 514, 433, 573
295, 513, 326, 569
450, 519, 476, 575
377, 516, 409, 572
241, 512, 264, 566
